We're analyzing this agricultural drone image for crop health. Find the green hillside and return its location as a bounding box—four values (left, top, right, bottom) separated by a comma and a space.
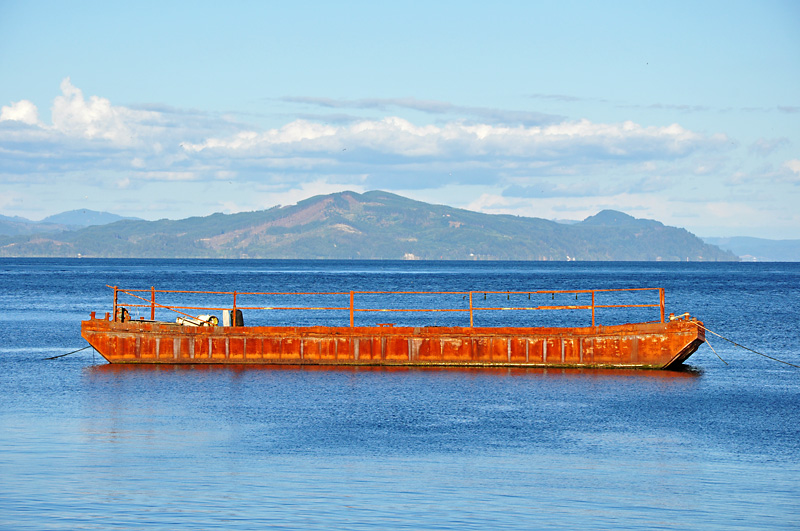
0, 191, 738, 261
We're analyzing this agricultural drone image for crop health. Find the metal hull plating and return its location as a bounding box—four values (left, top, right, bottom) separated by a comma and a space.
81, 317, 704, 369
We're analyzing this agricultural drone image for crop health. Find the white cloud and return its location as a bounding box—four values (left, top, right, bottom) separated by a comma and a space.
185, 116, 724, 167
0, 100, 40, 125
3, 80, 729, 187
0, 78, 739, 214
50, 77, 153, 145
784, 159, 800, 173
136, 171, 198, 181
281, 96, 560, 125
749, 137, 789, 156
0, 190, 24, 210
724, 159, 800, 187
784, 159, 800, 183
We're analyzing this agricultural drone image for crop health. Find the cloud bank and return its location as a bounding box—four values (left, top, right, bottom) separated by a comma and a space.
0, 79, 730, 195
3, 78, 798, 238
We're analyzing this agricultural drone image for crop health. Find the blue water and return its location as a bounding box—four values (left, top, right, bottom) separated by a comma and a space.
1, 259, 799, 530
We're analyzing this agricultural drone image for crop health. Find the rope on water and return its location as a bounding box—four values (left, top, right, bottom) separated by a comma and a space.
699, 324, 800, 369
44, 345, 92, 360
704, 336, 728, 366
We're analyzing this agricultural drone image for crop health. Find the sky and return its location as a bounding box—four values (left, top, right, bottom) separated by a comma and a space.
1, 1, 798, 238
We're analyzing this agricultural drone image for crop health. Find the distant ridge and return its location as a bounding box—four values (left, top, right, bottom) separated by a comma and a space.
0, 209, 139, 237
41, 209, 140, 227
703, 237, 800, 262
0, 191, 738, 260
581, 210, 652, 227
0, 215, 66, 237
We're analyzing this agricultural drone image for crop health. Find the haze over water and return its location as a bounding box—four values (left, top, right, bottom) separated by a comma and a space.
1, 259, 798, 530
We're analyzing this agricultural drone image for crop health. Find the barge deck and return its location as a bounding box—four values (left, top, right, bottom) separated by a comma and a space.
81, 286, 704, 369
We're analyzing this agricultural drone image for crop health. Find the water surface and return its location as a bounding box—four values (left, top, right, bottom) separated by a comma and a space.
1, 260, 798, 529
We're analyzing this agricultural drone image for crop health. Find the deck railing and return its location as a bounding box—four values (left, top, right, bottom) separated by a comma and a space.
108, 285, 666, 328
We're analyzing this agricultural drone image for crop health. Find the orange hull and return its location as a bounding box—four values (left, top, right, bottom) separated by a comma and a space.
81, 316, 703, 369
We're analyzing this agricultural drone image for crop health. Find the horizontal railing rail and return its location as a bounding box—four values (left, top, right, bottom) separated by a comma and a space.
108, 285, 666, 328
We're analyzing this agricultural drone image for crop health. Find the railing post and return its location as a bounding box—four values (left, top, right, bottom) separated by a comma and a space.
233, 291, 238, 327
113, 286, 118, 322
660, 288, 665, 323
150, 286, 155, 320
349, 291, 354, 327
591, 290, 596, 327
469, 291, 474, 327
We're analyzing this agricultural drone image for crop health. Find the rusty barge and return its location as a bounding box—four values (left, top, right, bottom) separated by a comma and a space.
81, 286, 704, 369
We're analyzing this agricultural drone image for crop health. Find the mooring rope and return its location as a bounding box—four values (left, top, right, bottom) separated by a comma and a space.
699, 324, 800, 369
44, 345, 92, 360
704, 336, 728, 366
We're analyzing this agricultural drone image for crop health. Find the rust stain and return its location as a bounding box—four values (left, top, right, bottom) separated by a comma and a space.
82, 318, 704, 369
86, 285, 702, 369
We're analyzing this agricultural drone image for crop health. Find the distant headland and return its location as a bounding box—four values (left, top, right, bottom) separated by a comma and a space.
0, 191, 743, 260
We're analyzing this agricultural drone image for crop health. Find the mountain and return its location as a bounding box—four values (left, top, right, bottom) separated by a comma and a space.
0, 214, 32, 223
0, 191, 738, 260
581, 210, 649, 227
0, 209, 138, 237
703, 237, 800, 262
0, 215, 66, 237
41, 209, 139, 227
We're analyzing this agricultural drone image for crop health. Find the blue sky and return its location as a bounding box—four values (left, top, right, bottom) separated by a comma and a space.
1, 0, 798, 238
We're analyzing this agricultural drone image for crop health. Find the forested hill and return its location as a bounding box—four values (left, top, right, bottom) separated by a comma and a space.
0, 191, 738, 261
